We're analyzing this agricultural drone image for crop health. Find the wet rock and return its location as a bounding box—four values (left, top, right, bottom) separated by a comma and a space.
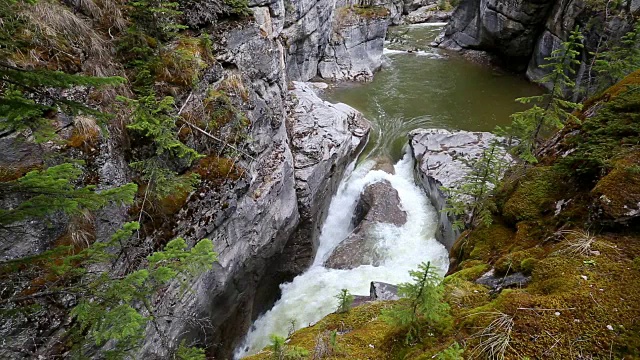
403, 0, 437, 14
372, 156, 395, 174
325, 180, 406, 269
436, 0, 636, 85
352, 281, 399, 306
284, 81, 372, 275
370, 281, 400, 300
409, 129, 512, 249
476, 269, 531, 293
435, 0, 555, 69
404, 5, 451, 24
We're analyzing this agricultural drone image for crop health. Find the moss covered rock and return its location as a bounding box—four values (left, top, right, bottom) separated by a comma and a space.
592, 151, 640, 223
502, 167, 563, 222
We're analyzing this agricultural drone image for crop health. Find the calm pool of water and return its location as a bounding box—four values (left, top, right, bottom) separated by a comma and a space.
324, 24, 544, 160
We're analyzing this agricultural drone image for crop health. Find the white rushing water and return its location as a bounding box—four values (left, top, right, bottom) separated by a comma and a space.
234, 149, 450, 358
382, 48, 444, 59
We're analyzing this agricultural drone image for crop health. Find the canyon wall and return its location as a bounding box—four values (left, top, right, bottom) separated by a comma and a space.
434, 0, 639, 84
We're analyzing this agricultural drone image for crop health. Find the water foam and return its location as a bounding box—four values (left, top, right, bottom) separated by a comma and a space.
409, 22, 448, 27
234, 150, 449, 358
383, 48, 444, 59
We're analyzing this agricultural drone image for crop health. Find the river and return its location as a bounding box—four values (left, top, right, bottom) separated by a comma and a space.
234, 23, 541, 358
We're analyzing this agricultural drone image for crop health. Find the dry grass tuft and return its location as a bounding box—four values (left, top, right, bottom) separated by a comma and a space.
20, 0, 115, 75
559, 229, 596, 256
470, 311, 514, 360
68, 115, 101, 148
67, 210, 96, 248
77, 0, 127, 31
220, 72, 249, 101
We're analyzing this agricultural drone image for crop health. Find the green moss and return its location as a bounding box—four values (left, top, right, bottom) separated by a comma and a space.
351, 5, 389, 19
462, 221, 515, 263
520, 258, 537, 274
494, 248, 544, 275
502, 167, 562, 222
245, 301, 396, 360
558, 73, 640, 181
444, 264, 488, 283
529, 256, 580, 295
591, 152, 640, 220
444, 278, 489, 310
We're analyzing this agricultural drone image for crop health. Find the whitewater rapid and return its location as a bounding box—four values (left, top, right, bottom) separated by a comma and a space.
234, 149, 449, 358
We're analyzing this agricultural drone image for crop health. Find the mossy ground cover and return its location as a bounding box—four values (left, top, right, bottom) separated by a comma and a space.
244, 301, 397, 360
256, 74, 640, 359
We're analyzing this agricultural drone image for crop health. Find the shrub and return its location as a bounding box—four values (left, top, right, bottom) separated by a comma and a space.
382, 262, 451, 343
335, 289, 354, 314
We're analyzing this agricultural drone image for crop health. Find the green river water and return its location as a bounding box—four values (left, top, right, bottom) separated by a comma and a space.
324, 24, 544, 161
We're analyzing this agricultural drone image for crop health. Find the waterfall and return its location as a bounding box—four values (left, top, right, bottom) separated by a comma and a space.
234, 149, 449, 358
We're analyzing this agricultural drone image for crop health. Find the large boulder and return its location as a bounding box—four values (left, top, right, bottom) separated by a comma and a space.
409, 129, 512, 249
325, 180, 406, 269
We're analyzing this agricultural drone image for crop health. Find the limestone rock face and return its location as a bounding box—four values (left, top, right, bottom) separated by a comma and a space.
325, 180, 406, 269
409, 128, 512, 249
404, 5, 452, 24
136, 32, 371, 360
318, 6, 390, 81
250, 0, 395, 82
436, 0, 554, 65
436, 0, 637, 81
282, 81, 371, 276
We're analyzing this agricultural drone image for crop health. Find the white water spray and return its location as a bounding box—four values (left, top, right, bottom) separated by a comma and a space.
234, 150, 449, 358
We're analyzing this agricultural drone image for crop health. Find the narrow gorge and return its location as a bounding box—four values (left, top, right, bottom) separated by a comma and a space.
0, 0, 639, 358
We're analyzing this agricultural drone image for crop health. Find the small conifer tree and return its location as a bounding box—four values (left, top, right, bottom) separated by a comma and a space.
176, 340, 207, 360
592, 22, 640, 92
1, 221, 217, 359
269, 334, 309, 360
442, 140, 507, 230
382, 262, 450, 344
335, 288, 354, 314
501, 26, 584, 163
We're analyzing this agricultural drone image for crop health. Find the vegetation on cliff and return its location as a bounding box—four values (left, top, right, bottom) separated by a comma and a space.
0, 0, 253, 357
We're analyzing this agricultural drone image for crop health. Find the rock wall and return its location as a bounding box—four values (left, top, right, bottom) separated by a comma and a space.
251, 0, 393, 82
0, 10, 373, 360
409, 129, 512, 250
318, 6, 390, 81
435, 0, 638, 80
133, 29, 371, 359
277, 82, 370, 280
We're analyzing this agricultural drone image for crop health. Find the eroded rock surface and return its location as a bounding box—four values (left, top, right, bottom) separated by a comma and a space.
409, 128, 512, 249
404, 5, 451, 24
281, 81, 371, 276
435, 0, 637, 83
325, 180, 406, 269
318, 5, 390, 81
136, 37, 371, 360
